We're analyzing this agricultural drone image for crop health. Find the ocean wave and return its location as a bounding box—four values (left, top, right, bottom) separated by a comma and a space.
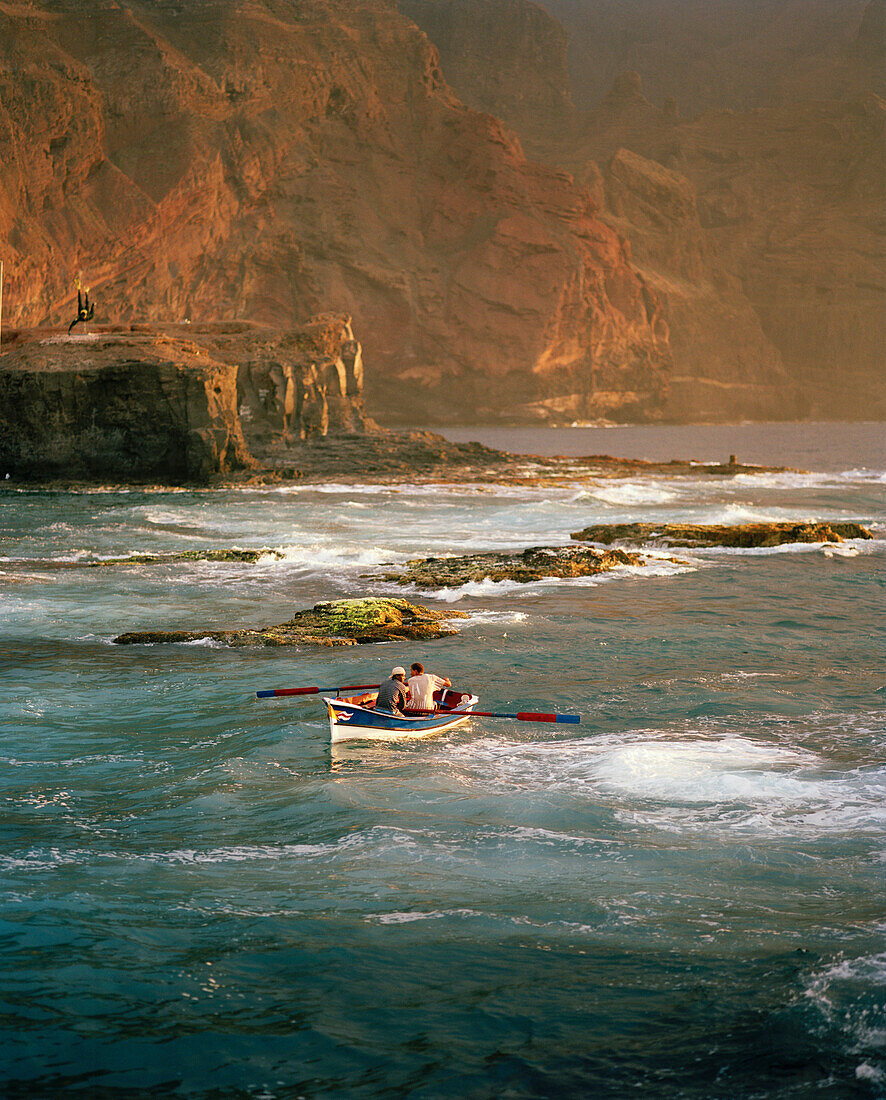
693, 537, 881, 558
258, 543, 409, 570
803, 950, 886, 1082
582, 482, 678, 506
463, 609, 529, 626
444, 732, 886, 837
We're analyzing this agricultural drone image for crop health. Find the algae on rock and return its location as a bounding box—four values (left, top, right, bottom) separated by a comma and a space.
90, 548, 283, 567
369, 545, 647, 588
570, 522, 873, 548
112, 597, 467, 647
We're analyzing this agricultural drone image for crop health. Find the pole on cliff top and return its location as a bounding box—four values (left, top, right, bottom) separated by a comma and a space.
0, 260, 4, 355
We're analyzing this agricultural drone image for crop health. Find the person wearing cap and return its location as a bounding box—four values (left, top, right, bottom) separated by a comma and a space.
407, 662, 451, 711
375, 666, 409, 715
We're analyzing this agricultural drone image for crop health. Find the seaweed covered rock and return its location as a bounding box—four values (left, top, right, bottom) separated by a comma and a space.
113, 598, 466, 647
90, 548, 283, 567
371, 545, 645, 588
570, 522, 873, 548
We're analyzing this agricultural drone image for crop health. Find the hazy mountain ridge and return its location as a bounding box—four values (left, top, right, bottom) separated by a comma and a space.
402, 0, 885, 419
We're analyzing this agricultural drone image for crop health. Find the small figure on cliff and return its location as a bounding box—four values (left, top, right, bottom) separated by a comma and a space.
407, 662, 451, 711
375, 666, 409, 716
68, 277, 95, 334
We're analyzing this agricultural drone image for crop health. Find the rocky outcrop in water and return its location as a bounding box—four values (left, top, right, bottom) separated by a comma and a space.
570, 522, 874, 548
1, 0, 670, 426
113, 598, 467, 647
370, 545, 649, 587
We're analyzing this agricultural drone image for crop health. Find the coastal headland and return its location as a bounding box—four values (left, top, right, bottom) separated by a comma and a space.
0, 321, 800, 489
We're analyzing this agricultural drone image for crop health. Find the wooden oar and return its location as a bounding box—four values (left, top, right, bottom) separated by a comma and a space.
256, 684, 380, 699
406, 707, 580, 724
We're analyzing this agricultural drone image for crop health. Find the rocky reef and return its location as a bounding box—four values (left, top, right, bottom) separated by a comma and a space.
370, 545, 651, 588
570, 522, 874, 548
88, 549, 283, 567
112, 598, 466, 647
0, 316, 371, 482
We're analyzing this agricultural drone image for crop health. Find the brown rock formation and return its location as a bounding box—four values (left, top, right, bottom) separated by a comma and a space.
570, 521, 874, 547
112, 598, 467, 647
602, 148, 802, 421
370, 544, 647, 587
408, 0, 885, 421
397, 0, 574, 151
0, 316, 371, 481
0, 0, 670, 425
0, 330, 253, 482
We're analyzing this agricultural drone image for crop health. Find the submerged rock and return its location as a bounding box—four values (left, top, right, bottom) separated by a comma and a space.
570, 521, 873, 548
90, 548, 283, 567
371, 545, 647, 588
112, 598, 467, 647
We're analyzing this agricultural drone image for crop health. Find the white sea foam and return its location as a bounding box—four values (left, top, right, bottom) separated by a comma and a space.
258, 543, 408, 570
700, 503, 790, 524
445, 733, 886, 836
463, 609, 529, 626
371, 908, 483, 925
584, 482, 678, 506
591, 738, 824, 803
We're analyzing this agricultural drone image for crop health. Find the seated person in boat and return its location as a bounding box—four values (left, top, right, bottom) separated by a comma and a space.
375, 666, 410, 715
407, 662, 452, 711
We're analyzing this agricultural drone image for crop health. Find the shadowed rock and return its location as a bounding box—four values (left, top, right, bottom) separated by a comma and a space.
90, 548, 283, 567
570, 522, 874, 547
370, 545, 651, 588
112, 598, 467, 647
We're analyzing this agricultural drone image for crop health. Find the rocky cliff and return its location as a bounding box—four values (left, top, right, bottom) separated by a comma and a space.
0, 0, 670, 425
406, 0, 885, 420
397, 0, 574, 153
0, 315, 371, 481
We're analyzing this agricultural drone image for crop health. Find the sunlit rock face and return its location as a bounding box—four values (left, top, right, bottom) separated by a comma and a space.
407, 0, 885, 421
0, 0, 671, 425
0, 316, 371, 482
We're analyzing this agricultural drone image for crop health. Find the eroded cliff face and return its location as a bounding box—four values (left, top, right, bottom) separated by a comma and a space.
0, 0, 670, 424
408, 0, 885, 421
578, 79, 886, 419
0, 332, 252, 482
0, 315, 372, 481
397, 0, 574, 153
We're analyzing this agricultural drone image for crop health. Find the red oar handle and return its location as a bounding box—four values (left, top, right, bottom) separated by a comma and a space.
406, 708, 580, 724
256, 684, 380, 699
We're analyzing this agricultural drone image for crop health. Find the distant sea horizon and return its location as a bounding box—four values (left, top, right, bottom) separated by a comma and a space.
430, 421, 886, 473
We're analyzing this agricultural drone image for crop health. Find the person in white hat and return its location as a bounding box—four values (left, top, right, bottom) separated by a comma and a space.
375, 666, 409, 715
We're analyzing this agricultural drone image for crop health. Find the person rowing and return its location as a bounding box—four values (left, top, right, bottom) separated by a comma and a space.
407, 662, 451, 711
374, 666, 409, 716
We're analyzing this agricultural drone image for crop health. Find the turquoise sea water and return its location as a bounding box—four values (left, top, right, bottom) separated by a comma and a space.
2, 424, 885, 1098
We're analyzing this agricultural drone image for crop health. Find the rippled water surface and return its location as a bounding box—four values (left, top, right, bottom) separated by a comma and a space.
2, 425, 885, 1098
